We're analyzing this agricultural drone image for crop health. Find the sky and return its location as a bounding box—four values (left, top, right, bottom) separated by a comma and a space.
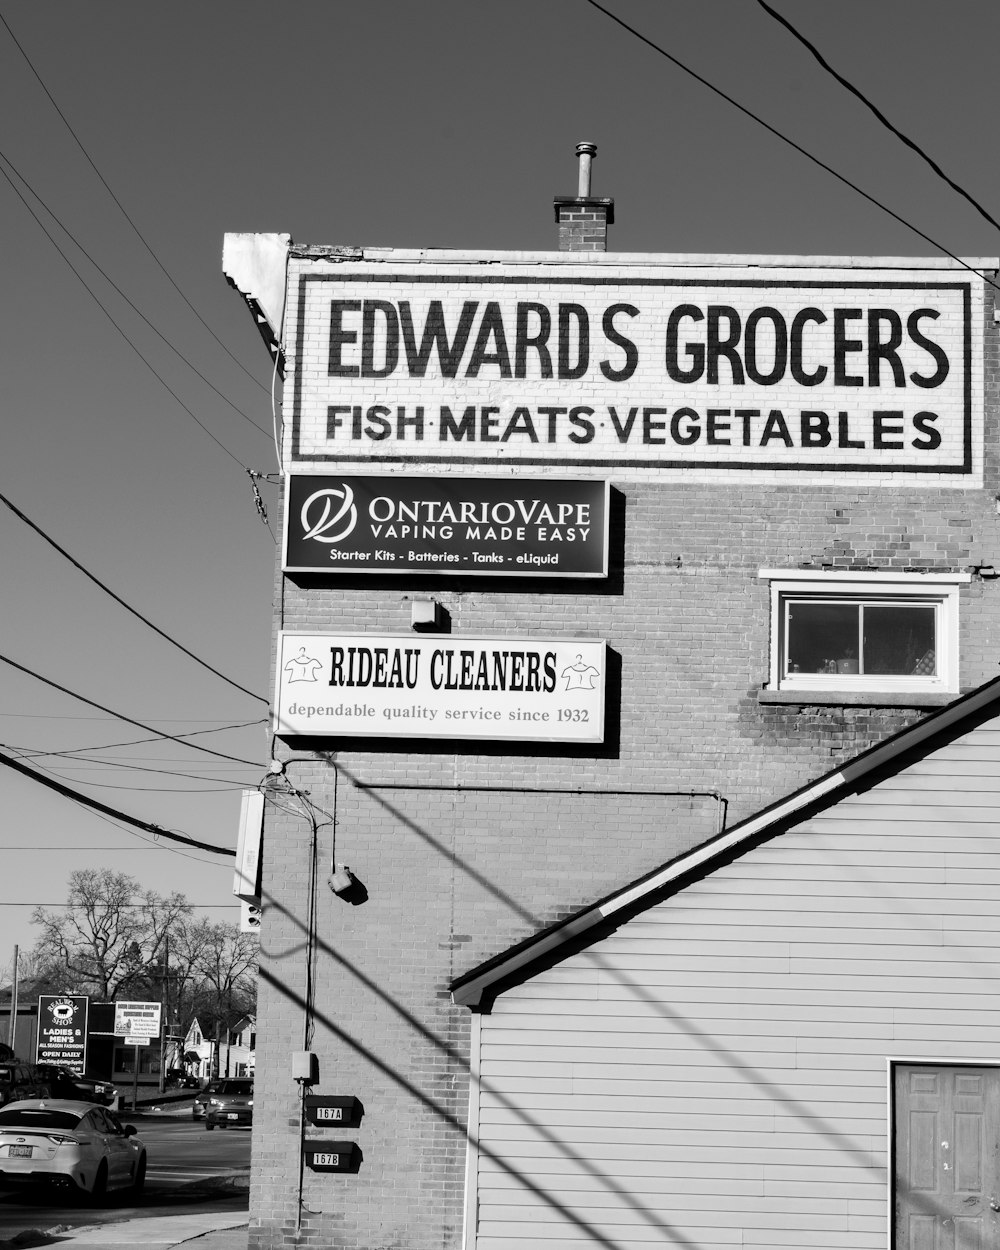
2, 0, 999, 984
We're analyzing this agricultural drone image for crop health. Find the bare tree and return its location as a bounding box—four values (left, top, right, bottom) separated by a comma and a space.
191, 920, 258, 1076
31, 869, 191, 1000
166, 916, 229, 1048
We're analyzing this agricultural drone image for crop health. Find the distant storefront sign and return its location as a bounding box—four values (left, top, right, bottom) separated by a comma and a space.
37, 995, 88, 1072
275, 632, 606, 743
283, 474, 609, 577
289, 267, 981, 484
114, 1000, 162, 1041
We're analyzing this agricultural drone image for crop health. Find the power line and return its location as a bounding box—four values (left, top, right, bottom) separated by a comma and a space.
0, 654, 262, 768
65, 801, 249, 869
0, 157, 255, 471
755, 0, 1000, 236
14, 719, 267, 758
0, 713, 259, 722
21, 764, 244, 795
15, 751, 259, 768
583, 0, 1000, 292
9, 750, 255, 787
0, 148, 272, 440
0, 11, 271, 398
0, 490, 268, 705
3, 901, 239, 907
0, 746, 236, 857
17, 750, 251, 793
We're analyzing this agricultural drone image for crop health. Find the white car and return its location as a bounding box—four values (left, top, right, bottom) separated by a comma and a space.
0, 1100, 146, 1199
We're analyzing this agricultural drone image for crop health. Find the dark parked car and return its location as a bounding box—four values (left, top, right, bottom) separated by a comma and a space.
0, 1065, 48, 1108
192, 1079, 223, 1121
203, 1079, 253, 1130
33, 1066, 117, 1106
164, 1069, 199, 1090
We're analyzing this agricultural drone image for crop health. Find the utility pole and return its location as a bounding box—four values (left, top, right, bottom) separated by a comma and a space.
157, 933, 169, 1094
7, 947, 18, 1052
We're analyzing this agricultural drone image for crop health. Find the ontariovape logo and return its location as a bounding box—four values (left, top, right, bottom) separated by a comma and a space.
47, 997, 75, 1022
300, 483, 357, 544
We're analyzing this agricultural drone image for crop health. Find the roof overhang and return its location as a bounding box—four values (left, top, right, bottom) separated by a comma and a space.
452, 674, 1000, 1010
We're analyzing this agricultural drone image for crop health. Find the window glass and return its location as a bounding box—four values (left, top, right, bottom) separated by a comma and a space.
219, 1080, 253, 1095
785, 599, 937, 678
786, 601, 858, 675
864, 604, 935, 674
0, 1107, 82, 1129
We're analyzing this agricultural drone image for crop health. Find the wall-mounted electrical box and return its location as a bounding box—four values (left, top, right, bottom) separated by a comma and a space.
305, 1095, 362, 1128
292, 1051, 318, 1085
304, 1140, 360, 1173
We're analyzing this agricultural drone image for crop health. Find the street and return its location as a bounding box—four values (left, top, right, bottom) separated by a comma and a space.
0, 1113, 250, 1241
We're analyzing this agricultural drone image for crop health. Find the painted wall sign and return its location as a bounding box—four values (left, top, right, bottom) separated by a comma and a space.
36, 995, 89, 1072
283, 474, 609, 576
274, 632, 606, 743
288, 266, 982, 484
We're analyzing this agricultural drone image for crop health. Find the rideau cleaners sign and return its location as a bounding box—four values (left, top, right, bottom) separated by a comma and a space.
275, 632, 606, 743
289, 266, 980, 481
284, 474, 608, 576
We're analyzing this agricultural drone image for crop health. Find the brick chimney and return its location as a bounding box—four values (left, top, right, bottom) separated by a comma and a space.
553, 142, 615, 251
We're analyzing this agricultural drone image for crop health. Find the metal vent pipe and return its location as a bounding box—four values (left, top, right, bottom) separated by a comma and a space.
576, 142, 597, 197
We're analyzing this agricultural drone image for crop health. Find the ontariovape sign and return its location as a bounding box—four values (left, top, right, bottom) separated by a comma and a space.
275, 633, 606, 742
288, 263, 982, 484
284, 474, 608, 576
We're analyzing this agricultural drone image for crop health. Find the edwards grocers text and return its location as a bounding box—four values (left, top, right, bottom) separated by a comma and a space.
290, 269, 980, 479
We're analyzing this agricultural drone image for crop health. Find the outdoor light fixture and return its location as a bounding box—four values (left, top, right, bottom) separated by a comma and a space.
328, 864, 354, 896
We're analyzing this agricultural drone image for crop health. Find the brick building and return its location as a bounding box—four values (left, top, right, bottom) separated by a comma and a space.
224, 150, 1000, 1248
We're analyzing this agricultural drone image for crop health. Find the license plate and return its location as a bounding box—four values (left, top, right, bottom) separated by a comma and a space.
8, 1146, 32, 1158
227, 1113, 239, 1119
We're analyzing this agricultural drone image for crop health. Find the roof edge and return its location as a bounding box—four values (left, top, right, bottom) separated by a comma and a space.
452, 673, 1000, 1010
289, 246, 999, 271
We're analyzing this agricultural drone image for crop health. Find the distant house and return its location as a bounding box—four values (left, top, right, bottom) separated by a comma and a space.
183, 1015, 255, 1079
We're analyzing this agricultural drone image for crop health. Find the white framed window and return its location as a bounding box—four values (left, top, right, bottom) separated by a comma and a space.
759, 570, 967, 695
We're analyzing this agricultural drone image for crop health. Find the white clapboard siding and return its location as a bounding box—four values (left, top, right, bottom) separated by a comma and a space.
470, 717, 1000, 1250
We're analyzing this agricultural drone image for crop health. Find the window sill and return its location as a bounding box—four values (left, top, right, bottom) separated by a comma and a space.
758, 688, 957, 708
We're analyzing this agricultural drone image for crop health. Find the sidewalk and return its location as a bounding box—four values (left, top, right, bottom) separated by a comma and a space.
5, 1214, 248, 1249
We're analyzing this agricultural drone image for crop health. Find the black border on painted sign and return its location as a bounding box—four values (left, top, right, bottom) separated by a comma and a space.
290, 273, 975, 475
282, 473, 610, 578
